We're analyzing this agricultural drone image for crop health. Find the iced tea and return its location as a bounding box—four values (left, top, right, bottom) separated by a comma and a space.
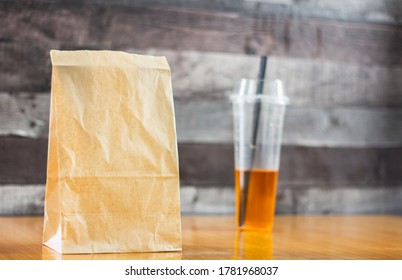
235, 169, 278, 230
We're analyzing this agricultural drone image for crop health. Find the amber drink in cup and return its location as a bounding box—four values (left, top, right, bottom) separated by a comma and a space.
231, 79, 288, 231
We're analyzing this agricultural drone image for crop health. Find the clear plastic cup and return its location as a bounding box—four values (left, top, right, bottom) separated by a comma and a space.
231, 79, 288, 231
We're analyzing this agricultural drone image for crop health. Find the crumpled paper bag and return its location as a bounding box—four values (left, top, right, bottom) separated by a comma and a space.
43, 50, 182, 254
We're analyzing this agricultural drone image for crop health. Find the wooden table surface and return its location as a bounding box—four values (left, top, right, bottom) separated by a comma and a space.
0, 215, 401, 260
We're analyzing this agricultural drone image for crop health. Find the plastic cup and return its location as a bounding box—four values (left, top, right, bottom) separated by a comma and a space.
231, 79, 288, 231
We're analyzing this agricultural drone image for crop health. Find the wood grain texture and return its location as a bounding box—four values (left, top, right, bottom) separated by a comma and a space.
0, 138, 48, 184
0, 216, 401, 259
1, 0, 401, 218
1, 0, 402, 96
0, 92, 49, 138
4, 0, 401, 24
3, 49, 402, 106
174, 100, 402, 147
2, 184, 402, 215
2, 93, 402, 148
248, 0, 402, 25
179, 144, 402, 186
1, 138, 402, 186
159, 50, 402, 106
0, 185, 45, 215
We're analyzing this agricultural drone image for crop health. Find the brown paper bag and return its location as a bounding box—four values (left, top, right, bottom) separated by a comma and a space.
43, 50, 182, 254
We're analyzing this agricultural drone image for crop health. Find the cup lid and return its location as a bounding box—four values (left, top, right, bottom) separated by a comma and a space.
230, 79, 289, 105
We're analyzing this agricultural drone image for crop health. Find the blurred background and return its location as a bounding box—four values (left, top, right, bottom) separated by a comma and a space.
1, 0, 401, 215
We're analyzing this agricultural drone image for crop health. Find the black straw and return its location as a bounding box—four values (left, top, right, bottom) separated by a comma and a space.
239, 56, 267, 227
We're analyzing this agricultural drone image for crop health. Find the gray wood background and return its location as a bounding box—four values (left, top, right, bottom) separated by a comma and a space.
1, 0, 402, 215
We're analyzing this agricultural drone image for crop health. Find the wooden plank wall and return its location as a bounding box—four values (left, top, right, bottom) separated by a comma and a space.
1, 0, 402, 215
